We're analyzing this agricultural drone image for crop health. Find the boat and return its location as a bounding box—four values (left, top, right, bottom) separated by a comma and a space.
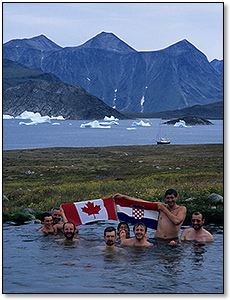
157, 137, 171, 144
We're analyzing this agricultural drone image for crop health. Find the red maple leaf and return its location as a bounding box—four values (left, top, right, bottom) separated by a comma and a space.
81, 202, 101, 219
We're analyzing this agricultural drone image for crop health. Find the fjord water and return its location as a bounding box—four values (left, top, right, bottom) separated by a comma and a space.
3, 118, 223, 150
3, 221, 223, 293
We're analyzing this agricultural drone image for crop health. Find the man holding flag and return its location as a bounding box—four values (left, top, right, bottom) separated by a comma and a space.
113, 188, 186, 242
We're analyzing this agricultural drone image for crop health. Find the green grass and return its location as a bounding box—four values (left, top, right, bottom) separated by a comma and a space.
3, 144, 223, 224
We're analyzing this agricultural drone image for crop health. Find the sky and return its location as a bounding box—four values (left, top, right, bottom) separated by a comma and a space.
3, 2, 223, 62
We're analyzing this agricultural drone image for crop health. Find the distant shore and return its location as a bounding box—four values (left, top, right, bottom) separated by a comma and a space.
3, 144, 223, 224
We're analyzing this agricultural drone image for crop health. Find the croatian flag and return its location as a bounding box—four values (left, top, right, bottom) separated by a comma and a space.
115, 198, 159, 229
61, 197, 117, 227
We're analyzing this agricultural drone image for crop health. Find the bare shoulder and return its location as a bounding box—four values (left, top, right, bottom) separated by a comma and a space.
178, 205, 187, 212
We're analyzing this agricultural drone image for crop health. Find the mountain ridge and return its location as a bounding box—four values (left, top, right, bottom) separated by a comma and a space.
3, 32, 223, 113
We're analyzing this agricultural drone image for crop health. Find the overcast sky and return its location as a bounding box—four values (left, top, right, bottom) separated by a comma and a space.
3, 2, 223, 62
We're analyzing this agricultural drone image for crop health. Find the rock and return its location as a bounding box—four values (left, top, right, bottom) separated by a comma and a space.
163, 116, 214, 126
34, 219, 41, 224
3, 194, 9, 201
184, 198, 195, 202
207, 193, 223, 204
23, 208, 35, 214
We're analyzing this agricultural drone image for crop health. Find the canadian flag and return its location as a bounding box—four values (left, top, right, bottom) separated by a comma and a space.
61, 197, 117, 227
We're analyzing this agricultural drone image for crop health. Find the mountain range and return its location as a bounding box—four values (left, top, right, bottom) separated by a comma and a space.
3, 32, 223, 113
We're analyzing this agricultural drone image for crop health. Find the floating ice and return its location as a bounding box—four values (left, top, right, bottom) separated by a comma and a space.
51, 116, 65, 120
52, 123, 61, 126
174, 120, 187, 127
132, 120, 151, 127
104, 116, 119, 121
14, 111, 65, 125
3, 115, 14, 119
100, 121, 119, 126
126, 127, 137, 130
19, 121, 38, 126
80, 120, 111, 129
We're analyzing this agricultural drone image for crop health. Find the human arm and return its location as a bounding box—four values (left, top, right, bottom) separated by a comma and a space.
60, 205, 68, 223
113, 193, 149, 203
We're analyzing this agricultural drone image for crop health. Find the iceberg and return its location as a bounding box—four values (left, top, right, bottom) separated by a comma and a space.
19, 121, 38, 126
3, 115, 14, 119
174, 120, 187, 127
51, 116, 65, 120
14, 111, 65, 125
132, 120, 151, 127
80, 120, 111, 129
100, 121, 119, 126
104, 116, 119, 121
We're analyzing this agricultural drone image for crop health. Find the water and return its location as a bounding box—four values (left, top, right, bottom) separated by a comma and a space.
3, 221, 223, 293
3, 118, 223, 150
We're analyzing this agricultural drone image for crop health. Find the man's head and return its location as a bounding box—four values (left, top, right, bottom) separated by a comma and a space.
133, 222, 147, 241
41, 212, 53, 227
51, 207, 62, 225
104, 227, 117, 247
117, 222, 130, 238
63, 222, 76, 240
165, 189, 178, 208
191, 212, 205, 231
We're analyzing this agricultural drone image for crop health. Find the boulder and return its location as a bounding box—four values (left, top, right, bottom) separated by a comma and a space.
207, 193, 223, 204
23, 208, 35, 214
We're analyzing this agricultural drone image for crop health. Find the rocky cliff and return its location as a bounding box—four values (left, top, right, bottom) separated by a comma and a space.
3, 80, 125, 120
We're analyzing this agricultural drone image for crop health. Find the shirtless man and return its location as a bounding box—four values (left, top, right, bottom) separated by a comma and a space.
120, 222, 153, 247
113, 188, 186, 242
155, 189, 186, 241
38, 212, 55, 234
180, 212, 214, 242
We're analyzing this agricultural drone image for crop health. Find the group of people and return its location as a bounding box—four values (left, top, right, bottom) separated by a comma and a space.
38, 188, 214, 246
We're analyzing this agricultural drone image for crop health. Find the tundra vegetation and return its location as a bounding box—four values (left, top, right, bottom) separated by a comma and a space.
3, 144, 223, 225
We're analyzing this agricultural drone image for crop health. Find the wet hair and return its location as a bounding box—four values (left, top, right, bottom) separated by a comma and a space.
51, 207, 61, 214
165, 189, 178, 198
192, 212, 204, 220
133, 222, 147, 233
63, 222, 76, 231
104, 226, 116, 236
41, 212, 52, 222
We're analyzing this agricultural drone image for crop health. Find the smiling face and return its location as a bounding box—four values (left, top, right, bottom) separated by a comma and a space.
63, 223, 76, 240
134, 225, 146, 241
43, 216, 53, 228
51, 209, 62, 224
165, 193, 178, 209
191, 213, 205, 231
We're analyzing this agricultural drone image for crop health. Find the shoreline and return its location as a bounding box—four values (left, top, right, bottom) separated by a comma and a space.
3, 144, 223, 224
